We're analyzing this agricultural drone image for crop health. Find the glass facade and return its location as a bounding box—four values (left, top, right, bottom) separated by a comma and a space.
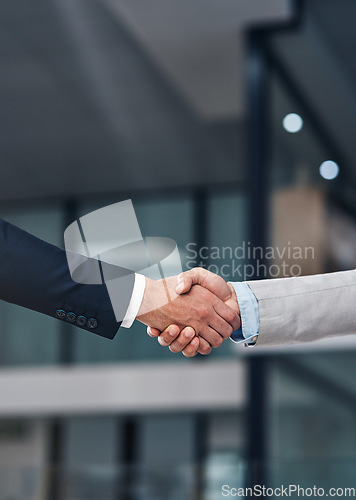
0, 0, 356, 498
0, 190, 248, 367
0, 205, 63, 366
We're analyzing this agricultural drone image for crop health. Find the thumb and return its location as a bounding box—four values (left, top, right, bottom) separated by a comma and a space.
176, 268, 232, 302
175, 272, 195, 294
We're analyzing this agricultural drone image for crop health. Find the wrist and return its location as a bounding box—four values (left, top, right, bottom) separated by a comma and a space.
136, 277, 170, 327
136, 277, 154, 324
227, 282, 240, 316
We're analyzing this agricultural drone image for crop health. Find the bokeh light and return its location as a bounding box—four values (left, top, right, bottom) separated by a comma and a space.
283, 113, 303, 133
319, 160, 340, 180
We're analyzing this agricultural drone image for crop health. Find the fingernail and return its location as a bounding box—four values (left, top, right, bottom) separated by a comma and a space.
191, 337, 199, 346
176, 282, 184, 293
184, 328, 194, 339
169, 328, 178, 337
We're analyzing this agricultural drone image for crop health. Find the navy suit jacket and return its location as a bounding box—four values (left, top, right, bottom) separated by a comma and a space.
0, 218, 135, 339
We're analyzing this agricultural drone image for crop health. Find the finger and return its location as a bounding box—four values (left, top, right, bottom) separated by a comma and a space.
197, 325, 224, 349
208, 313, 233, 341
147, 326, 161, 338
213, 300, 241, 331
182, 336, 200, 357
197, 337, 212, 355
176, 268, 232, 302
157, 325, 181, 347
169, 327, 196, 353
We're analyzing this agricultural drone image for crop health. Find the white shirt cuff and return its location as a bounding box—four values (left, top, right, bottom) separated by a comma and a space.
121, 273, 146, 328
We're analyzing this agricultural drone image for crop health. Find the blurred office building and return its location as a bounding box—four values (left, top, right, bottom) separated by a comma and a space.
1, 0, 356, 498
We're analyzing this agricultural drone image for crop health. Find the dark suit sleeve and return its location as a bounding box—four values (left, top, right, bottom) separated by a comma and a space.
0, 218, 135, 339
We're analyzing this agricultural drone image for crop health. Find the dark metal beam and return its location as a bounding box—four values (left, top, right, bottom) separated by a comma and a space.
264, 45, 346, 172
47, 200, 79, 498
261, 0, 356, 214
192, 190, 210, 498
194, 413, 209, 500
245, 29, 270, 489
119, 416, 140, 500
47, 420, 64, 500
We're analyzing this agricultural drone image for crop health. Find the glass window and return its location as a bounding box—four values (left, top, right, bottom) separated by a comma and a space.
0, 205, 63, 366
269, 353, 356, 490
73, 195, 195, 364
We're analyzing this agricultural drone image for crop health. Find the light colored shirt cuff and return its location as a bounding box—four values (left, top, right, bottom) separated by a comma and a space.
229, 282, 260, 344
121, 273, 146, 328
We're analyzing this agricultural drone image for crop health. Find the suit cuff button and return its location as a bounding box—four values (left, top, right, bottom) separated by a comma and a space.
55, 309, 66, 320
87, 318, 98, 329
76, 315, 87, 327
66, 312, 77, 323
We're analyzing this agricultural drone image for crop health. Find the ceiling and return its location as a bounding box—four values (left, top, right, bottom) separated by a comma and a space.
104, 0, 291, 119
0, 0, 291, 201
2, 0, 356, 202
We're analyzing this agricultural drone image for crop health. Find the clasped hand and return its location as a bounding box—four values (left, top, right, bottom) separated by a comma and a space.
136, 268, 240, 357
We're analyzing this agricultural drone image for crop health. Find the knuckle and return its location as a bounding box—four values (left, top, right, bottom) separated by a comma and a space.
176, 336, 188, 348
200, 344, 211, 355
213, 336, 224, 348
223, 324, 233, 339
163, 331, 175, 342
200, 307, 210, 320
225, 308, 236, 324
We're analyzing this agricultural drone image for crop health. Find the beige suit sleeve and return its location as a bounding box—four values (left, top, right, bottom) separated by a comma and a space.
246, 270, 356, 347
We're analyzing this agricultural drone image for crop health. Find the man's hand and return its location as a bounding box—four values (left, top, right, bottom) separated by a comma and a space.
137, 273, 240, 354
176, 268, 239, 315
146, 268, 240, 356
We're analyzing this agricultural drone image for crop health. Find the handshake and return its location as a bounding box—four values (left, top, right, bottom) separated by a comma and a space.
136, 267, 241, 357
